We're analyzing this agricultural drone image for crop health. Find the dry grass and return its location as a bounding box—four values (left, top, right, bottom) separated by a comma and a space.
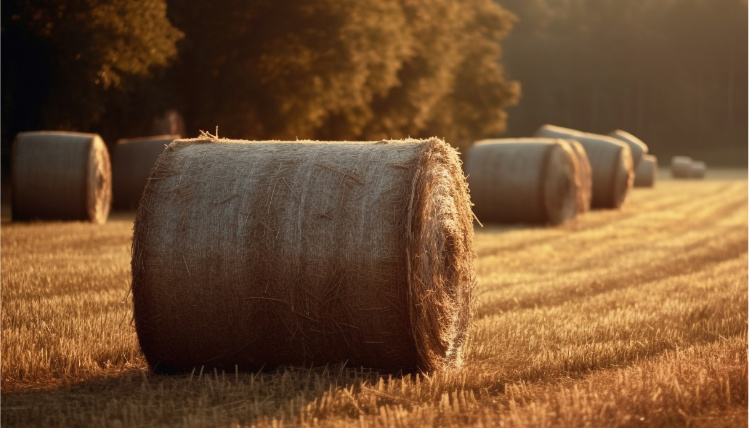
1, 170, 747, 427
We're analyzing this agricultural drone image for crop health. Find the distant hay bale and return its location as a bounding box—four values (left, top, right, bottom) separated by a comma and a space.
561, 139, 592, 213
608, 130, 648, 168
671, 156, 693, 179
534, 125, 634, 209
151, 109, 186, 137
691, 160, 706, 179
132, 137, 475, 373
634, 154, 658, 188
465, 139, 579, 225
11, 131, 111, 223
112, 135, 176, 210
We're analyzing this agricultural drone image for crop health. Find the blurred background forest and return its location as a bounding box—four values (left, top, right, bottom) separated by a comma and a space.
2, 0, 747, 176
499, 0, 748, 165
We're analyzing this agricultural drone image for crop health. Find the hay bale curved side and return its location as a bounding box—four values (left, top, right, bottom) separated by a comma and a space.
112, 135, 176, 210
608, 129, 648, 168
671, 156, 693, 179
560, 139, 592, 213
691, 160, 706, 179
535, 125, 633, 209
131, 138, 475, 373
11, 131, 111, 223
633, 154, 658, 188
465, 139, 578, 225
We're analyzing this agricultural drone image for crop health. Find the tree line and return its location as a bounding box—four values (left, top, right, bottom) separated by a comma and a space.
1, 0, 520, 172
496, 0, 747, 165
4, 0, 745, 171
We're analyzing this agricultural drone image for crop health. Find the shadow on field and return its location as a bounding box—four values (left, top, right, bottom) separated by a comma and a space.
1, 364, 415, 427
479, 230, 747, 318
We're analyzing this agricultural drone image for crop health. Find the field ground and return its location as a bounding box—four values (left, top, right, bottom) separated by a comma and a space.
1, 169, 747, 427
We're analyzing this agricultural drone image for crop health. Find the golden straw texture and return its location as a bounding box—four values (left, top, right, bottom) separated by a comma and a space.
608, 129, 648, 168
634, 154, 658, 188
671, 156, 693, 179
112, 135, 176, 210
465, 139, 579, 225
561, 139, 592, 213
534, 125, 633, 209
131, 137, 475, 373
11, 131, 111, 223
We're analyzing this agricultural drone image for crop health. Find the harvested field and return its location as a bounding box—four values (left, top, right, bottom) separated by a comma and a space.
1, 169, 747, 427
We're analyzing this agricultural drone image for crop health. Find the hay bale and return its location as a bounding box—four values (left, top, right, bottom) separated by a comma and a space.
534, 125, 634, 209
608, 129, 648, 168
151, 109, 186, 137
560, 139, 593, 213
691, 160, 706, 179
131, 137, 475, 373
112, 135, 176, 210
671, 156, 693, 178
634, 154, 658, 188
11, 131, 111, 223
465, 139, 579, 225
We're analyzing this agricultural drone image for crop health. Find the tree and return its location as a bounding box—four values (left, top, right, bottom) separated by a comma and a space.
495, 0, 748, 165
1, 0, 183, 164
167, 0, 413, 139
423, 0, 520, 151
167, 0, 520, 151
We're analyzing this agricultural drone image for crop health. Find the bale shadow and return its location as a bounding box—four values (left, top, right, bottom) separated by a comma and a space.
0, 364, 421, 427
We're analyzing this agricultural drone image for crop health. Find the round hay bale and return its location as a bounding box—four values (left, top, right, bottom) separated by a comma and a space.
534, 125, 634, 209
633, 154, 658, 188
560, 139, 592, 213
151, 109, 186, 137
465, 138, 579, 225
11, 131, 111, 223
691, 160, 706, 179
671, 156, 693, 179
112, 135, 176, 210
132, 137, 475, 373
608, 129, 648, 168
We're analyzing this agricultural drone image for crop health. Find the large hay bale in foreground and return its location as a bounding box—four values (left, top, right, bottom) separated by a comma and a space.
534, 125, 634, 209
671, 156, 693, 178
691, 160, 706, 179
633, 154, 658, 188
11, 131, 111, 223
132, 137, 475, 373
465, 139, 579, 225
561, 139, 593, 213
608, 129, 648, 168
112, 135, 176, 210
